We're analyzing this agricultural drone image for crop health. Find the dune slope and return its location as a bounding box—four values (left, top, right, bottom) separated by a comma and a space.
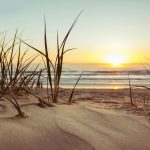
0, 104, 150, 150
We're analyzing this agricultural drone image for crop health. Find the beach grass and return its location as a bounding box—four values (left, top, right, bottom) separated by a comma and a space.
0, 12, 83, 116
19, 12, 83, 104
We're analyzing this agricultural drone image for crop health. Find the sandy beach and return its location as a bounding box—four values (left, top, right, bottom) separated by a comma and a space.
1, 0, 150, 149
0, 88, 150, 150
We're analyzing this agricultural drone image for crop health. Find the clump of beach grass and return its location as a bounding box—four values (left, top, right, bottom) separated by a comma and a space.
0, 31, 49, 117
0, 12, 83, 117
20, 11, 83, 103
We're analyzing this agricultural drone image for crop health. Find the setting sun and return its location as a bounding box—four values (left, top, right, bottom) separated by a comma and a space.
103, 54, 126, 67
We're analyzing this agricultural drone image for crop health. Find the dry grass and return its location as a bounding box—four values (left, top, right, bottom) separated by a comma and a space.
0, 31, 52, 117
19, 11, 83, 103
0, 12, 83, 117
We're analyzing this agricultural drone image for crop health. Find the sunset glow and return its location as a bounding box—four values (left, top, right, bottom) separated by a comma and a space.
103, 54, 127, 67
0, 0, 150, 66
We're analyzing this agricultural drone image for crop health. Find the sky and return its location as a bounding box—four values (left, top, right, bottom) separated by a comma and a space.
0, 0, 150, 66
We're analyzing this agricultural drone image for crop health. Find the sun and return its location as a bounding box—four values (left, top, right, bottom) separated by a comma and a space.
104, 54, 126, 67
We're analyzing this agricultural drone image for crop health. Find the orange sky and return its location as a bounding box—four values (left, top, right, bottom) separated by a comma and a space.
2, 0, 150, 68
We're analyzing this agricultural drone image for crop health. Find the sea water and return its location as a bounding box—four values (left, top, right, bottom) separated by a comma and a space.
36, 63, 150, 89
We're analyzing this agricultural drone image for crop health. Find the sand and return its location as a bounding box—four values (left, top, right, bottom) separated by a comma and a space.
0, 88, 150, 150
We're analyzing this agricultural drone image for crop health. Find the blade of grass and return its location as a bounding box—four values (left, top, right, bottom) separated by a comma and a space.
68, 72, 83, 103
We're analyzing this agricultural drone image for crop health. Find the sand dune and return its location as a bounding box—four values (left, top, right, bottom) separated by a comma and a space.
0, 102, 150, 150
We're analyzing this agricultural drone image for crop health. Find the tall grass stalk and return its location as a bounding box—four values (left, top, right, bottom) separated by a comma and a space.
20, 11, 83, 103
68, 72, 83, 103
128, 73, 134, 107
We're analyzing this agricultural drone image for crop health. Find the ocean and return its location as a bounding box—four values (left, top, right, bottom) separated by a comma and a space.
37, 64, 150, 89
